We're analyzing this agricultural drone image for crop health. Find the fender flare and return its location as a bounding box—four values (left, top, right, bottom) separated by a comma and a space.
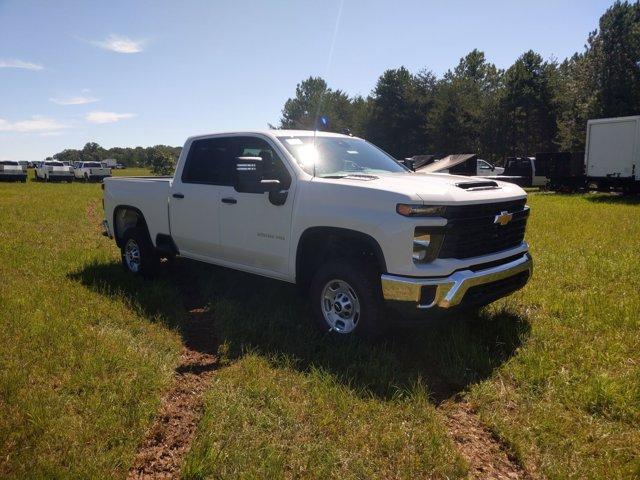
295, 226, 387, 283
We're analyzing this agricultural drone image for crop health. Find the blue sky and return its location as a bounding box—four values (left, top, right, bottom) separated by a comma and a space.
0, 0, 616, 160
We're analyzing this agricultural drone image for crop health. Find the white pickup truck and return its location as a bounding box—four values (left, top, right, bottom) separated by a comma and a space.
0, 160, 28, 182
103, 130, 532, 336
34, 160, 74, 182
73, 162, 112, 182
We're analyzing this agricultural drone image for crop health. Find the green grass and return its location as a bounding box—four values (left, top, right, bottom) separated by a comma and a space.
1, 178, 638, 479
469, 193, 640, 479
0, 180, 182, 478
111, 167, 152, 177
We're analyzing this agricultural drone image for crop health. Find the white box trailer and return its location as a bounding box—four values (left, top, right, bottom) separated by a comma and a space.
585, 115, 640, 193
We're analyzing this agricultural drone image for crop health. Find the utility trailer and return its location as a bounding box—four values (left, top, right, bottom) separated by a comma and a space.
536, 152, 585, 192
584, 116, 640, 194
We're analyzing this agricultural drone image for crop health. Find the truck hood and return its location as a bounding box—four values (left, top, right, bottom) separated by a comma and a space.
313, 171, 527, 204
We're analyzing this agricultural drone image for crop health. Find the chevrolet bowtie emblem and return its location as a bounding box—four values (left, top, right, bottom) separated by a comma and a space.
494, 211, 513, 226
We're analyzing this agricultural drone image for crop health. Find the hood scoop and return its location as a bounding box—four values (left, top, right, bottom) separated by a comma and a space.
455, 180, 500, 191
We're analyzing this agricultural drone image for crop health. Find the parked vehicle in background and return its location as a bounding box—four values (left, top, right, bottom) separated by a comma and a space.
470, 158, 503, 176
115, 163, 126, 169
584, 116, 640, 194
34, 160, 74, 182
103, 130, 533, 338
500, 157, 549, 188
74, 162, 112, 182
17, 160, 29, 169
0, 160, 28, 182
536, 152, 585, 192
407, 155, 505, 176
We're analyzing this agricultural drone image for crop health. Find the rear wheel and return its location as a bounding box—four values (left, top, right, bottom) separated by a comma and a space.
310, 259, 386, 337
120, 226, 159, 277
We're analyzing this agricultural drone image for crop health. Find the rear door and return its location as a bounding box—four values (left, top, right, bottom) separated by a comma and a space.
217, 135, 295, 275
169, 136, 234, 259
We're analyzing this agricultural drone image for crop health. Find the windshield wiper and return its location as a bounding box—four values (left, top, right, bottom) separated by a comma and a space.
320, 174, 348, 179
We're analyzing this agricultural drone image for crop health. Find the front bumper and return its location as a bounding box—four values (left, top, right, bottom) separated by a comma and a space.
381, 253, 532, 314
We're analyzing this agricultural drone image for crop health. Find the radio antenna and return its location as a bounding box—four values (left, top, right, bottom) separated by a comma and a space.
312, 0, 344, 178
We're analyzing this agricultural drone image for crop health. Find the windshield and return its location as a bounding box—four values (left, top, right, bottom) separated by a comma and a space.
84, 162, 101, 167
277, 135, 407, 177
0, 161, 19, 166
46, 162, 64, 167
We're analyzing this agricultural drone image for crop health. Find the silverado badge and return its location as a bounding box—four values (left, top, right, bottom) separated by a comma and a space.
494, 211, 513, 226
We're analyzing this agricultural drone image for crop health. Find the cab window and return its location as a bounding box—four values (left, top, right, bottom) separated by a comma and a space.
232, 136, 291, 189
181, 137, 234, 185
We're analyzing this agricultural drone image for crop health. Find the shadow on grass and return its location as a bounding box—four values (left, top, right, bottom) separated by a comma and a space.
584, 193, 640, 205
69, 258, 530, 403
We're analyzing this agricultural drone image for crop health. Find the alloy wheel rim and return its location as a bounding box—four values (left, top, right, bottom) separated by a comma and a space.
124, 239, 141, 272
321, 279, 360, 334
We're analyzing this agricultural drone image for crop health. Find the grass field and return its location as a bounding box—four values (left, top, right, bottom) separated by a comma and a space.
0, 177, 638, 479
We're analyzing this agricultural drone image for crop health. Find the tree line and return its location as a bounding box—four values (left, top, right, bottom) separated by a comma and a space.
52, 142, 181, 174
279, 1, 640, 163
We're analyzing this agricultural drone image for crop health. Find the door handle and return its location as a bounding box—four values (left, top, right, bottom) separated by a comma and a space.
172, 193, 184, 199
221, 197, 237, 204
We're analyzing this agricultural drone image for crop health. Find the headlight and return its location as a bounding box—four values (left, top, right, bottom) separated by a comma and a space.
396, 204, 446, 217
412, 227, 443, 263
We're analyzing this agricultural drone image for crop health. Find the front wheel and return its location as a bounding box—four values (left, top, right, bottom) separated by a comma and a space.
310, 259, 386, 337
120, 226, 159, 277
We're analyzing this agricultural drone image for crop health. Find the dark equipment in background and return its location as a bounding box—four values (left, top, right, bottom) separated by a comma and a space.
536, 152, 585, 192
502, 158, 535, 187
401, 154, 442, 171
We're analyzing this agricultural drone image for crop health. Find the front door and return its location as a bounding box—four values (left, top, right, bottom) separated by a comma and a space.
218, 136, 295, 276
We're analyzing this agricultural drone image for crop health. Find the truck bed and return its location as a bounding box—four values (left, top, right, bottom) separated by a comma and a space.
103, 176, 173, 243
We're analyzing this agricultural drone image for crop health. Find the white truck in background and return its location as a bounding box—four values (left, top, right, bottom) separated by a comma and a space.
102, 130, 532, 337
0, 160, 28, 182
585, 115, 640, 194
34, 160, 74, 182
73, 162, 112, 182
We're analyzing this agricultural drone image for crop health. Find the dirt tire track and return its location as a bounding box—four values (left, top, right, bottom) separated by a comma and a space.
440, 400, 534, 480
127, 287, 217, 479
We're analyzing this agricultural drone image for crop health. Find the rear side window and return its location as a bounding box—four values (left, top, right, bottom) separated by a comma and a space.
181, 137, 234, 185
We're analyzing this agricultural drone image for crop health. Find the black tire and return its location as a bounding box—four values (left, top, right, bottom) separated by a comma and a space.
309, 259, 386, 338
84, 174, 89, 183
120, 226, 159, 277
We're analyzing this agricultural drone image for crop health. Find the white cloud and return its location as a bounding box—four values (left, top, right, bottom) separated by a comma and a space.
85, 111, 136, 124
91, 34, 146, 53
0, 59, 43, 70
50, 95, 99, 106
0, 116, 69, 133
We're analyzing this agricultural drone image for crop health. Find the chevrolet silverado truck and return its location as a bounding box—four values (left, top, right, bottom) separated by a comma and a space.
102, 130, 532, 336
0, 160, 28, 182
34, 160, 74, 182
73, 161, 112, 182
